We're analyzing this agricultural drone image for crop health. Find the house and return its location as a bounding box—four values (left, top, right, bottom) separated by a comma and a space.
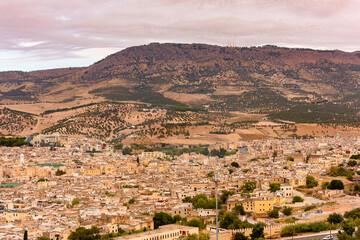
113, 224, 198, 240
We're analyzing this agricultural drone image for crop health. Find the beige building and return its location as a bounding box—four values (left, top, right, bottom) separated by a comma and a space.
171, 203, 193, 218
114, 225, 198, 240
141, 152, 167, 159
3, 210, 31, 222
280, 184, 293, 198
227, 194, 274, 214
32, 133, 67, 146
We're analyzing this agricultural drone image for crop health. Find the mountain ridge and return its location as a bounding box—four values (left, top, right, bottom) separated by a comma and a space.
0, 43, 359, 122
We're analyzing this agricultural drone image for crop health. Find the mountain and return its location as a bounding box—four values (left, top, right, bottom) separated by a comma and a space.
1, 43, 360, 124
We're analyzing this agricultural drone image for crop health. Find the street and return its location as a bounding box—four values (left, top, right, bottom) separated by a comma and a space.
278, 232, 338, 240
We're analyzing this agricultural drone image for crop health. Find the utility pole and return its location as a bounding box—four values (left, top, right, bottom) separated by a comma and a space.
215, 174, 219, 240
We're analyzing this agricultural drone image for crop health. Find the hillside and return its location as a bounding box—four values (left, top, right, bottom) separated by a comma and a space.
0, 43, 360, 141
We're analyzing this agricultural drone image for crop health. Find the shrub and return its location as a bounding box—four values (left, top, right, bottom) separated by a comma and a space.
327, 213, 343, 224
268, 209, 279, 218
241, 181, 257, 193
322, 182, 330, 190
282, 206, 293, 216
186, 219, 206, 230
232, 232, 249, 240
153, 212, 174, 229
269, 183, 281, 192
306, 175, 318, 188
72, 198, 80, 206
328, 180, 344, 190
281, 222, 330, 237
232, 205, 245, 215
308, 222, 329, 232
292, 196, 304, 203
250, 222, 265, 240
348, 160, 357, 167
231, 162, 240, 168
287, 156, 294, 161
280, 226, 296, 237
304, 206, 316, 212
343, 220, 355, 236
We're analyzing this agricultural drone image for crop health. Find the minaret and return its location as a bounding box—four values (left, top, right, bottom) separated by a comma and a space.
20, 154, 25, 165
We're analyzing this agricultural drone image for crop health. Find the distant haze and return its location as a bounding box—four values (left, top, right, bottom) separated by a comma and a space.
0, 0, 359, 71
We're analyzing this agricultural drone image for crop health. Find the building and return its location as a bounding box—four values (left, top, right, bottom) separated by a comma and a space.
3, 210, 31, 222
171, 203, 193, 218
141, 152, 167, 159
113, 225, 198, 240
227, 194, 274, 214
32, 133, 67, 146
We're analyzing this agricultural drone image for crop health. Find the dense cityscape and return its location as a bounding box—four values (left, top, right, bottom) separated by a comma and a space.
1, 134, 360, 239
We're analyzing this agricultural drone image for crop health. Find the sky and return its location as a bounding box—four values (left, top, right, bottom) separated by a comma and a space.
1, 0, 360, 71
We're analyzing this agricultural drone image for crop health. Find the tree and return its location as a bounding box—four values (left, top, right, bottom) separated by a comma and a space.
199, 233, 210, 240
153, 212, 174, 229
337, 231, 355, 240
220, 190, 235, 204
72, 198, 80, 206
37, 237, 50, 240
354, 226, 360, 240
122, 147, 132, 155
280, 226, 296, 237
306, 175, 318, 188
229, 169, 234, 174
229, 219, 252, 230
272, 151, 277, 158
268, 209, 279, 218
220, 212, 239, 229
207, 171, 214, 178
250, 222, 265, 240
186, 233, 210, 240
322, 182, 330, 190
241, 181, 257, 193
282, 206, 293, 216
55, 169, 66, 176
219, 212, 251, 229
350, 154, 360, 160
287, 156, 294, 161
186, 219, 206, 230
210, 148, 227, 158
183, 194, 218, 209
114, 143, 123, 150
343, 220, 355, 236
292, 196, 304, 203
128, 198, 135, 204
232, 205, 246, 215
173, 214, 182, 222
186, 234, 199, 240
232, 232, 249, 240
68, 226, 100, 240
24, 230, 28, 240
269, 183, 281, 192
327, 213, 343, 225
344, 207, 360, 219
348, 160, 357, 167
328, 180, 344, 190
231, 162, 240, 168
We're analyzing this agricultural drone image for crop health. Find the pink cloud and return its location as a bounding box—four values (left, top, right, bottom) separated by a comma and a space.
0, 0, 359, 70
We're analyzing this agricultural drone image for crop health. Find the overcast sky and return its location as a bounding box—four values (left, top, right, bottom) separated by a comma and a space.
1, 0, 359, 71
